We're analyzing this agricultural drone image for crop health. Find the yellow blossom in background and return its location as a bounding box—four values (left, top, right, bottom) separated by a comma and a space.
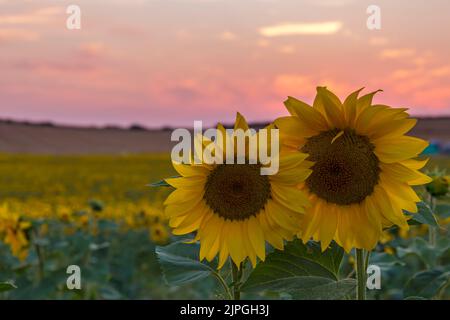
0, 154, 173, 248
150, 223, 170, 244
379, 230, 394, 244
0, 203, 31, 261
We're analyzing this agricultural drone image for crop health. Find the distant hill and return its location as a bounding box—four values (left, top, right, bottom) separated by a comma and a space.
0, 120, 173, 154
0, 118, 449, 155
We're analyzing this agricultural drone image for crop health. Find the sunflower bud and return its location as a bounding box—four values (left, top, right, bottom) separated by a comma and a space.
426, 176, 449, 197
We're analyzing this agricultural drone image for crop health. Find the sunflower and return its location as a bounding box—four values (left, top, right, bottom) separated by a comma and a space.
426, 173, 449, 197
0, 203, 31, 261
274, 87, 432, 252
164, 113, 312, 268
150, 223, 170, 244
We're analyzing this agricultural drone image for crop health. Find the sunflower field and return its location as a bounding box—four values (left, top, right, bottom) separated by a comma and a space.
0, 154, 448, 300
0, 91, 450, 301
0, 157, 449, 299
0, 153, 181, 299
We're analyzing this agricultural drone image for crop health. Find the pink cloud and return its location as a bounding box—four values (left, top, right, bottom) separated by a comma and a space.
0, 28, 39, 42
0, 6, 63, 25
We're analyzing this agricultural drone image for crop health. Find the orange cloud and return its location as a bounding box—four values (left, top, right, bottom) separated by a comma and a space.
219, 31, 237, 41
431, 66, 450, 77
273, 74, 353, 100
259, 21, 342, 37
369, 37, 389, 46
380, 48, 415, 59
78, 42, 108, 58
273, 74, 315, 95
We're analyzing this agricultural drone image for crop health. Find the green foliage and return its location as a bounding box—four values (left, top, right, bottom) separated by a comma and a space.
156, 241, 235, 299
288, 278, 356, 300
396, 237, 449, 268
0, 221, 170, 299
404, 269, 450, 299
0, 281, 17, 292
406, 202, 439, 227
156, 241, 218, 286
240, 240, 353, 299
435, 203, 450, 218
368, 196, 450, 300
149, 179, 173, 187
368, 252, 405, 271
154, 239, 353, 300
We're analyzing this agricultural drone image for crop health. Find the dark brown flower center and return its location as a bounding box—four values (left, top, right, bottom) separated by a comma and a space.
301, 129, 380, 205
203, 164, 271, 221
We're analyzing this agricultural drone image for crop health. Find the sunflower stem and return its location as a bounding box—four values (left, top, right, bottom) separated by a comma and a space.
364, 250, 371, 273
214, 271, 233, 300
230, 260, 242, 300
33, 229, 45, 281
355, 248, 367, 300
428, 194, 437, 246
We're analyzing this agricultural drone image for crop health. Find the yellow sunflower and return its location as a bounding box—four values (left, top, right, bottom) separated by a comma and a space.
274, 87, 432, 252
150, 223, 170, 244
0, 204, 31, 261
164, 113, 312, 268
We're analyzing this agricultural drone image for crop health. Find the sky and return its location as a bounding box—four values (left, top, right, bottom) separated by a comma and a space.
0, 0, 450, 127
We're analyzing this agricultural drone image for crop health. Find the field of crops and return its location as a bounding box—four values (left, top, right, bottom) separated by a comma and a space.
0, 154, 449, 299
0, 154, 178, 299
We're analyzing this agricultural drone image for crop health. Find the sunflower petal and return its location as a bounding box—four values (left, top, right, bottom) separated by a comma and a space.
315, 87, 346, 128
234, 112, 249, 131
374, 136, 428, 163
165, 176, 206, 189
380, 163, 432, 185
247, 216, 266, 260
284, 96, 329, 131
343, 87, 364, 126
258, 211, 284, 250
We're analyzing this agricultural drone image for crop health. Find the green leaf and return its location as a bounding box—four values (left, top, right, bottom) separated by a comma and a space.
242, 275, 355, 299
241, 240, 344, 295
435, 203, 450, 219
148, 176, 180, 188
155, 241, 218, 286
397, 237, 437, 268
436, 237, 450, 265
289, 278, 356, 300
148, 179, 172, 187
369, 252, 405, 270
406, 202, 438, 227
404, 269, 450, 299
0, 281, 17, 292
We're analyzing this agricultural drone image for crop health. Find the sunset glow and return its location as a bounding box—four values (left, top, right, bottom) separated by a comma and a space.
1, 0, 449, 127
